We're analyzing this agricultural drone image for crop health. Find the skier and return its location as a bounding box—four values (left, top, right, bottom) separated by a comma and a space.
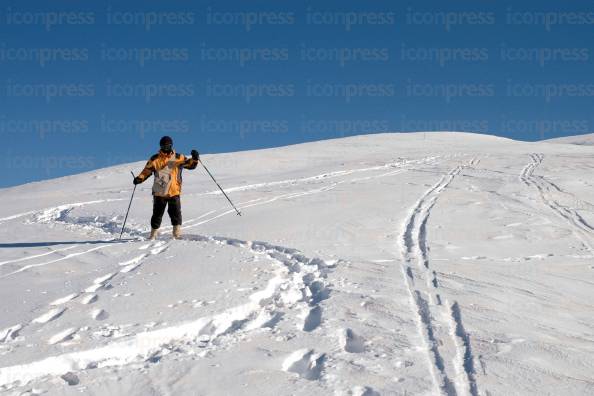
133, 136, 199, 240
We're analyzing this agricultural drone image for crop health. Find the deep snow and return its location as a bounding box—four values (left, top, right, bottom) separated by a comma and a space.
0, 132, 593, 396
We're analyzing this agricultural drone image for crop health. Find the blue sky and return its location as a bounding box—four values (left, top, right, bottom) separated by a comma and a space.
1, 0, 593, 187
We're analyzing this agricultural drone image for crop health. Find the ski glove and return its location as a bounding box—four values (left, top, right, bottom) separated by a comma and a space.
191, 150, 200, 160
133, 176, 143, 185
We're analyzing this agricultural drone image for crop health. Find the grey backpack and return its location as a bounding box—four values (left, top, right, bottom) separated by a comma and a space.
152, 157, 177, 196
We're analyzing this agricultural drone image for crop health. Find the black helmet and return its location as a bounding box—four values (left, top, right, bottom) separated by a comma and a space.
159, 136, 173, 152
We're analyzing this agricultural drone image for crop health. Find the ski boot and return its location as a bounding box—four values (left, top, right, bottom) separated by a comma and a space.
149, 228, 159, 240
173, 225, 182, 240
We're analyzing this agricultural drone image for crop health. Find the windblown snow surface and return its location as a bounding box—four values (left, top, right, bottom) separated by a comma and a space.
1, 132, 593, 396
546, 133, 594, 146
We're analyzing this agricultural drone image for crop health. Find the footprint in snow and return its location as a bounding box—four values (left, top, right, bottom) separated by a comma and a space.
301, 306, 322, 332
48, 328, 78, 345
150, 245, 168, 255
245, 310, 282, 330
0, 324, 23, 343
91, 309, 109, 321
339, 328, 365, 353
120, 263, 142, 273
83, 273, 116, 293
93, 272, 117, 285
118, 254, 147, 274
351, 386, 380, 396
61, 372, 80, 386
282, 349, 325, 380
81, 294, 98, 305
50, 293, 79, 306
85, 283, 110, 293
33, 307, 66, 324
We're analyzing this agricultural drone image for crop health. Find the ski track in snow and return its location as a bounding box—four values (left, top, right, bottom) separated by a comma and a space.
0, 235, 335, 388
0, 155, 439, 267
0, 240, 169, 349
520, 153, 594, 252
2, 142, 594, 393
77, 241, 169, 312
1, 156, 438, 228
0, 246, 77, 267
0, 156, 440, 389
0, 199, 125, 225
0, 245, 113, 279
181, 156, 438, 232
197, 156, 441, 197
398, 158, 479, 396
163, 155, 439, 233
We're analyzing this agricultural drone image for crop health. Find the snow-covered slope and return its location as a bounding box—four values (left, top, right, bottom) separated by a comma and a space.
1, 132, 593, 396
545, 133, 594, 146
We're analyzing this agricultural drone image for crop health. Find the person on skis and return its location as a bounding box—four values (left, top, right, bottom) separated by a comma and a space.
133, 136, 199, 240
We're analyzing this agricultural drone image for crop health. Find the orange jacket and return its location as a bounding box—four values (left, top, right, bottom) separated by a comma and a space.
137, 150, 198, 197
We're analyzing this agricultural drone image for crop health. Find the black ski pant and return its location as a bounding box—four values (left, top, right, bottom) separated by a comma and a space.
151, 195, 182, 229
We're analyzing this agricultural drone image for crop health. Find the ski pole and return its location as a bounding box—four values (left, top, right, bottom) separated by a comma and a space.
200, 160, 242, 216
119, 171, 137, 239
